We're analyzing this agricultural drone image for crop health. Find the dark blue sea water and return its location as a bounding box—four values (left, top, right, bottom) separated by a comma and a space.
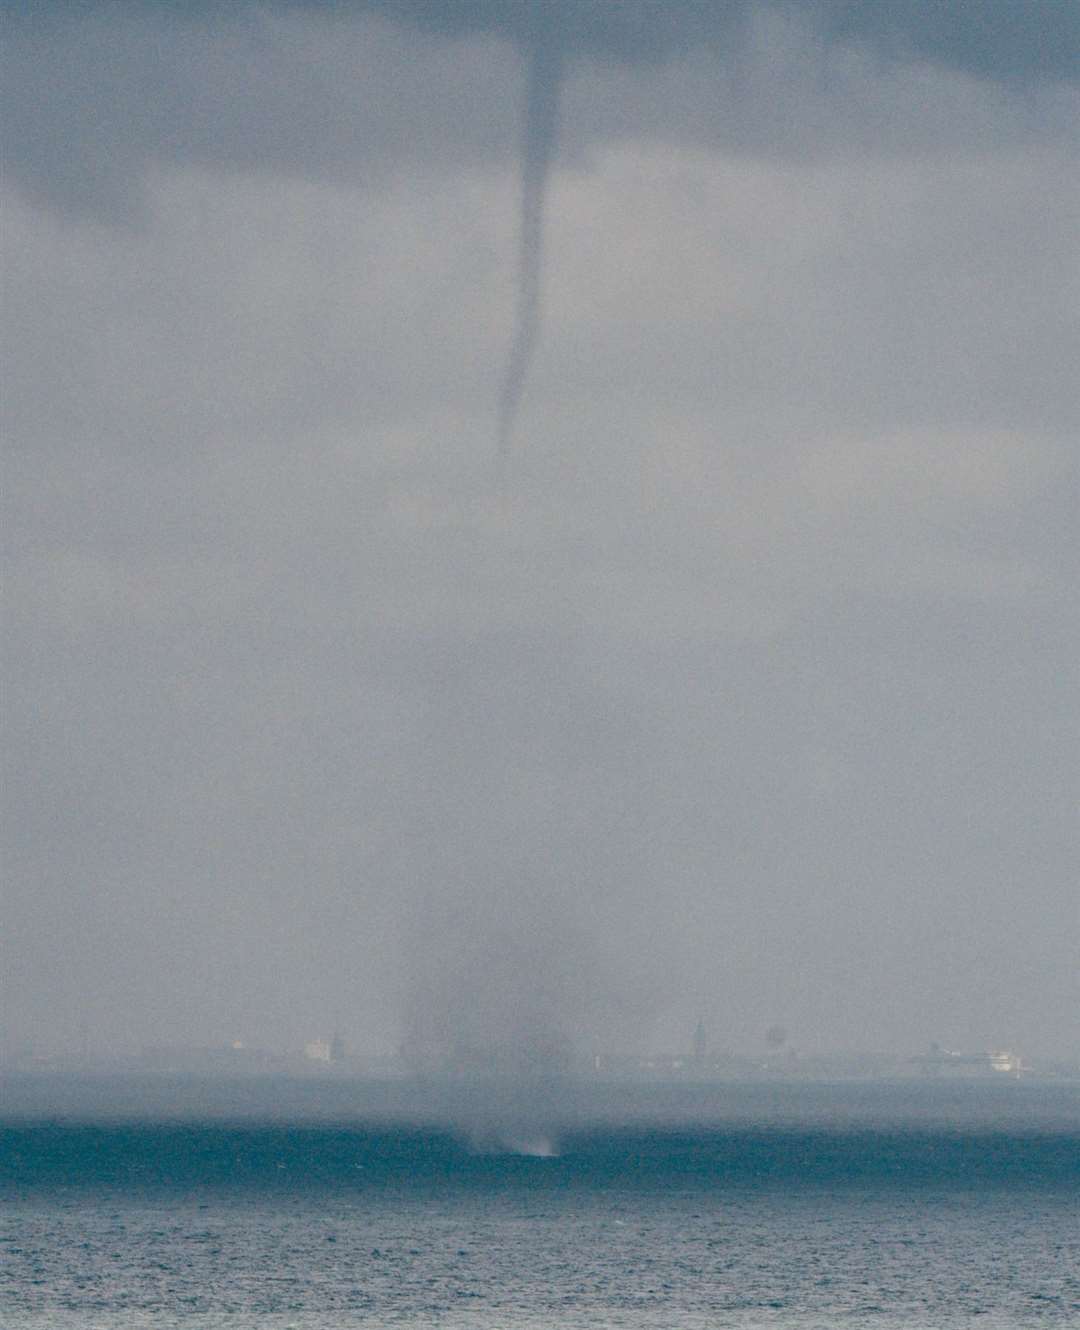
3, 1079, 1078, 1328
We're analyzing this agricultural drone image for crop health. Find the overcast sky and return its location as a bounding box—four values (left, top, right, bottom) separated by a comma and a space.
3, 1, 1078, 1063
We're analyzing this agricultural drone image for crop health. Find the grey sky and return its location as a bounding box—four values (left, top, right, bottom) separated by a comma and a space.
3, 2, 1078, 1062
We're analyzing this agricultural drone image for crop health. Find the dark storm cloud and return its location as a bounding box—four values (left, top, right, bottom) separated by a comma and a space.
4, 1, 1077, 221
1, 8, 516, 222
6, 1, 1079, 82
356, 0, 1080, 84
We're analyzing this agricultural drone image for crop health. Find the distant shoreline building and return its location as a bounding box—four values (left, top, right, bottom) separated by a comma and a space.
911, 1043, 1028, 1078
303, 1037, 332, 1063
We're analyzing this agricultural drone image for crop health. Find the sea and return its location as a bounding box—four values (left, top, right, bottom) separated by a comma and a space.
2, 1077, 1078, 1329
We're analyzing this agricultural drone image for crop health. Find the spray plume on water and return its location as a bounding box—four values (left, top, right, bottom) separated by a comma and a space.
496, 26, 564, 475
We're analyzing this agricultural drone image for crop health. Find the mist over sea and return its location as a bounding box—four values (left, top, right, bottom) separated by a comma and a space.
3, 1079, 1078, 1328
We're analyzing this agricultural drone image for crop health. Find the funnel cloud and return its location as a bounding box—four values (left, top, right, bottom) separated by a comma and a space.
496, 26, 563, 471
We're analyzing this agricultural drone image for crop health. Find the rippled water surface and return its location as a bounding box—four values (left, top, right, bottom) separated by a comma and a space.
2, 1088, 1078, 1328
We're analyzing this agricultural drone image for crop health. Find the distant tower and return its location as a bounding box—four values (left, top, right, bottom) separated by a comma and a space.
692, 1020, 707, 1063
330, 1032, 346, 1063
